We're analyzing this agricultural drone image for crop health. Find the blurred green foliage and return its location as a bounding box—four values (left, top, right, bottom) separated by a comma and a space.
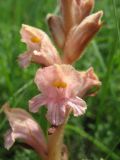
0, 0, 120, 159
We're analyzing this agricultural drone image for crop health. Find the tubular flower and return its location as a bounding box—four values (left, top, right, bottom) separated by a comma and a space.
47, 0, 103, 64
18, 24, 61, 68
3, 103, 47, 159
29, 64, 88, 126
47, 14, 65, 49
77, 67, 101, 97
74, 0, 95, 24
63, 11, 103, 64
60, 0, 94, 33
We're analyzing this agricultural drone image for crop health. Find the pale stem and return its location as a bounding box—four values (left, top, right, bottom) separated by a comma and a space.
47, 109, 71, 160
47, 124, 65, 160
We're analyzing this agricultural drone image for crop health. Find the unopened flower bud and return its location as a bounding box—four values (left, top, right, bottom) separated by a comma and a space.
63, 11, 103, 64
74, 0, 95, 23
47, 14, 65, 49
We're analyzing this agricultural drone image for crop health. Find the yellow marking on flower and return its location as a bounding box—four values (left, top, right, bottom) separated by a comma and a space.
52, 81, 67, 88
31, 36, 41, 43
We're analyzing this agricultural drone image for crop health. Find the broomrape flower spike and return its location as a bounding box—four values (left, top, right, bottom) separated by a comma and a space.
2, 0, 103, 160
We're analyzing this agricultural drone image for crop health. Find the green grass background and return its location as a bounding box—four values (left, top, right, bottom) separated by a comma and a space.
0, 0, 120, 159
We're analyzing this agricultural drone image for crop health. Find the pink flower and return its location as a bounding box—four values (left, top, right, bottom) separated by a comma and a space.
3, 103, 47, 159
18, 24, 61, 68
77, 67, 101, 97
29, 64, 88, 126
